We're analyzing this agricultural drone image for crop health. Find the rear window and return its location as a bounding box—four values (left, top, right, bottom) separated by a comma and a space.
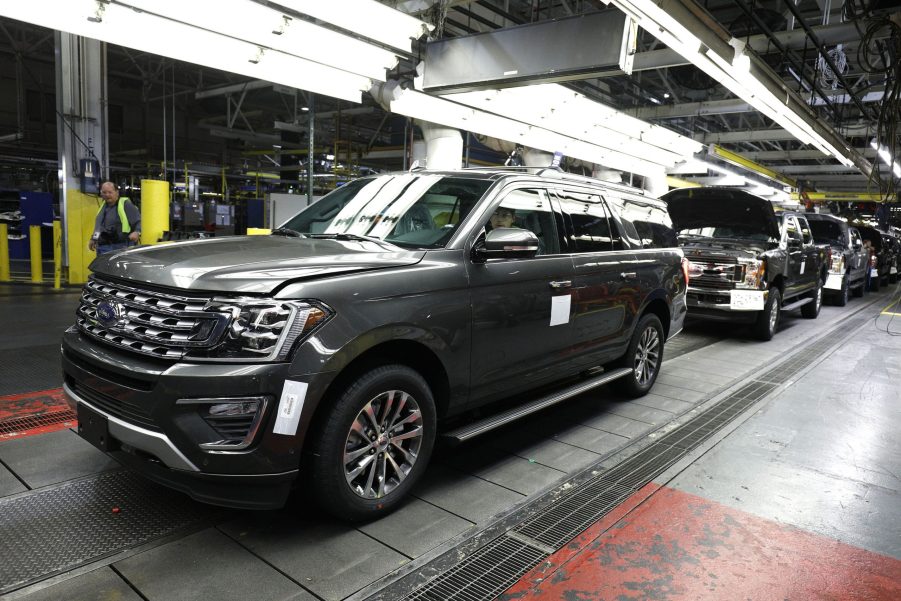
621, 199, 677, 249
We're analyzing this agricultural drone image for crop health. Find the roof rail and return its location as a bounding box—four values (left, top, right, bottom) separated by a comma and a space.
457, 165, 647, 196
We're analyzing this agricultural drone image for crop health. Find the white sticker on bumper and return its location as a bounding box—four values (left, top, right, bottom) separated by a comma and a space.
273, 380, 308, 436
730, 289, 765, 311
871, 268, 879, 278
550, 294, 571, 326
824, 274, 844, 290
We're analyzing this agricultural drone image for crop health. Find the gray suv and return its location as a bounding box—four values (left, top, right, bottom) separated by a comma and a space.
62, 168, 687, 520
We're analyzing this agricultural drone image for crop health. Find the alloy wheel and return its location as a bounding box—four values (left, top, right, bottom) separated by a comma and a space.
633, 326, 661, 386
343, 390, 423, 499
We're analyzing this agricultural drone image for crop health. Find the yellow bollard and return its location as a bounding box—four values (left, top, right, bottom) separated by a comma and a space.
141, 179, 170, 245
30, 224, 42, 283
53, 220, 62, 289
0, 223, 9, 282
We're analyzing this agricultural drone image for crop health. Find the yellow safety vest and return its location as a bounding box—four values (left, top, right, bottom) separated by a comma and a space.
96, 197, 132, 234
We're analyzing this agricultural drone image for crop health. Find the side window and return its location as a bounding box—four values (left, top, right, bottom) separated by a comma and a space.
554, 189, 615, 253
797, 216, 813, 245
489, 188, 561, 256
620, 198, 678, 249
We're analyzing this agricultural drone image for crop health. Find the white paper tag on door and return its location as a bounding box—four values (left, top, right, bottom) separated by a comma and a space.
273, 380, 308, 436
550, 294, 571, 326
800, 261, 805, 274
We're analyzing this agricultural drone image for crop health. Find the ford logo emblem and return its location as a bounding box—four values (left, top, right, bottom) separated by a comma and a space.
96, 301, 121, 327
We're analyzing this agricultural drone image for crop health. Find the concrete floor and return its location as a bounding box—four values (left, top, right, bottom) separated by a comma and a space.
1, 282, 899, 600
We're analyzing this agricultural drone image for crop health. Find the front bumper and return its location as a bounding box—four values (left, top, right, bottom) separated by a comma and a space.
686, 288, 768, 323
60, 327, 319, 509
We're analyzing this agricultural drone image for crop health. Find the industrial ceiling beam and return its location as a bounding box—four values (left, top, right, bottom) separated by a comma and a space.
743, 148, 877, 161
696, 123, 872, 143
776, 164, 863, 174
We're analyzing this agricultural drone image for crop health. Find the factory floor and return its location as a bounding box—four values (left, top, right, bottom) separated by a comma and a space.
1, 281, 899, 601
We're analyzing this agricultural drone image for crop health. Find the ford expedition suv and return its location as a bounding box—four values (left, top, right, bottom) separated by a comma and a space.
62, 168, 687, 521
662, 187, 825, 341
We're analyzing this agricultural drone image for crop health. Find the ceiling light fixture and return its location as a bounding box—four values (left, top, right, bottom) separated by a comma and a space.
0, 0, 372, 103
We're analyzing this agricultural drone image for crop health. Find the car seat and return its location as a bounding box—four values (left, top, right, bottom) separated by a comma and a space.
393, 204, 435, 236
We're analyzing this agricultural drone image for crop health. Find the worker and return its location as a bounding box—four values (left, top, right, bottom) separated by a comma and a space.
89, 181, 141, 255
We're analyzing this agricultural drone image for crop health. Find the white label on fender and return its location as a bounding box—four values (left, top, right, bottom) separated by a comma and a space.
730, 289, 765, 311
892, 266, 898, 275
800, 261, 805, 274
274, 380, 308, 436
824, 274, 843, 290
550, 294, 571, 326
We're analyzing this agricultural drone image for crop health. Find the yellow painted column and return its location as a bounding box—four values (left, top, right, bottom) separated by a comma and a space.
141, 179, 170, 245
30, 225, 42, 283
53, 220, 62, 289
65, 189, 100, 284
0, 223, 9, 282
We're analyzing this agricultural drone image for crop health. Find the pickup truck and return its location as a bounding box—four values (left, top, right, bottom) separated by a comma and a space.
662, 188, 826, 340
804, 213, 868, 305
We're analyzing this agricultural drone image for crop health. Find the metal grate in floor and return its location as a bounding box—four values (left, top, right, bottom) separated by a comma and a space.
0, 410, 77, 437
0, 470, 216, 594
396, 313, 872, 601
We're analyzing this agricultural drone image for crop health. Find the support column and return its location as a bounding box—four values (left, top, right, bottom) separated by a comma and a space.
55, 32, 109, 284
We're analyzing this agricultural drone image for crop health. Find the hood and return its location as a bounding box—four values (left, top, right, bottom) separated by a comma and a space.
89, 235, 426, 294
662, 188, 781, 241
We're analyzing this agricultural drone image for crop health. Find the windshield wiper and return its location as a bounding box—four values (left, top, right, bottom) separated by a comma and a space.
677, 233, 711, 240
307, 233, 386, 243
270, 227, 306, 238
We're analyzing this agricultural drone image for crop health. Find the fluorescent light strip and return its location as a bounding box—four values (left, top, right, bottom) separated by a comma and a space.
604, 0, 856, 169
376, 82, 668, 177
0, 0, 370, 103
124, 0, 399, 81
275, 0, 431, 52
444, 85, 703, 162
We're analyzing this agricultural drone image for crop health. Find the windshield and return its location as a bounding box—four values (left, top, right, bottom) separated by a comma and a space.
808, 220, 845, 245
676, 225, 773, 243
280, 174, 492, 249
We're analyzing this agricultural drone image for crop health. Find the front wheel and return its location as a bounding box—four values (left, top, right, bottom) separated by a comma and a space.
754, 288, 781, 341
308, 365, 436, 522
613, 314, 664, 398
833, 275, 849, 307
801, 283, 822, 318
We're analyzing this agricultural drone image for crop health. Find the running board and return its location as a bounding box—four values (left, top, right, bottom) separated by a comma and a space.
781, 297, 812, 312
443, 367, 634, 443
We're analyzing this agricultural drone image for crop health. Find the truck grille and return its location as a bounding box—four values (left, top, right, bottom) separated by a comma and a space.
76, 277, 229, 360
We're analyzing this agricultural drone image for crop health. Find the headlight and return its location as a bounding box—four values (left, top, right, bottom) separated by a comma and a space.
736, 258, 765, 289
686, 260, 704, 279
188, 299, 331, 362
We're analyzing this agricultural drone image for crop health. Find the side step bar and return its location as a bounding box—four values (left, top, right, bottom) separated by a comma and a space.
781, 297, 813, 312
443, 367, 634, 443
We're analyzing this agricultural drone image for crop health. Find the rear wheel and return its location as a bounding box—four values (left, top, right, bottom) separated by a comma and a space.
801, 283, 822, 318
309, 364, 436, 521
613, 314, 664, 398
754, 288, 781, 341
852, 279, 865, 297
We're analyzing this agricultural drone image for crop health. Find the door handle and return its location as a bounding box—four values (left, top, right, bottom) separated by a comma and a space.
549, 280, 572, 290
620, 272, 638, 280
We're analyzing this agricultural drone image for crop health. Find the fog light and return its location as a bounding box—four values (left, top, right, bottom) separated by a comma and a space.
177, 396, 270, 451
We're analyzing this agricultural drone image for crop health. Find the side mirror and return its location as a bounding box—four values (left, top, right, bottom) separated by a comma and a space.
787, 237, 802, 250
853, 241, 862, 251
474, 228, 540, 262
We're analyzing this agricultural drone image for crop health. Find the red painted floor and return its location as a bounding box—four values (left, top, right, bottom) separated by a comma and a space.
0, 387, 75, 439
507, 485, 901, 600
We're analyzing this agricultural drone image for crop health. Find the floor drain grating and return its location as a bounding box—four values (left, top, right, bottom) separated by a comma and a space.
0, 410, 77, 437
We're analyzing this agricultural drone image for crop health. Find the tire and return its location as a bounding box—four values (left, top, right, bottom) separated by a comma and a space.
833, 275, 849, 307
308, 364, 436, 522
870, 275, 880, 292
801, 282, 822, 318
754, 288, 781, 341
852, 281, 865, 297
613, 314, 664, 398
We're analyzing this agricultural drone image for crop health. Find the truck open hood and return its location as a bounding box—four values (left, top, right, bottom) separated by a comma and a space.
89, 235, 426, 294
662, 188, 781, 241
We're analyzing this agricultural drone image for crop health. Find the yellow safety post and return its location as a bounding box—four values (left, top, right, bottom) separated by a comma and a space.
53, 220, 62, 289
0, 223, 9, 282
141, 179, 170, 245
30, 224, 42, 283
246, 228, 272, 235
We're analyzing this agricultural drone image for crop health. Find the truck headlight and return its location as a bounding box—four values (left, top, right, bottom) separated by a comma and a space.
188, 299, 331, 362
736, 258, 765, 289
830, 254, 844, 274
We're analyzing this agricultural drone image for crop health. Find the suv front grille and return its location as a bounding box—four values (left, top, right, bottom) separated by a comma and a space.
76, 277, 228, 360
